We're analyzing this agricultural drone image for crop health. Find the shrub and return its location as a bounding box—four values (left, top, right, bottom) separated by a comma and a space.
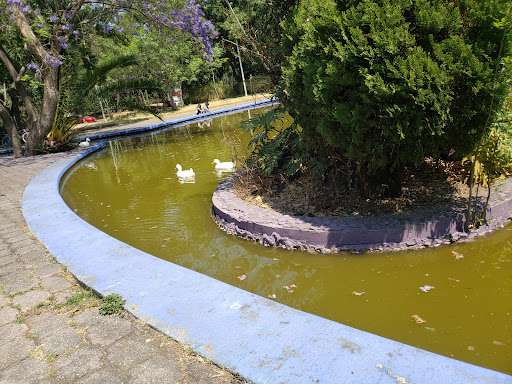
280, 0, 512, 195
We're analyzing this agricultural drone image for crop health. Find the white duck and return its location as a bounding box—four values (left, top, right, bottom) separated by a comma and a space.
176, 164, 195, 178
79, 138, 90, 148
213, 159, 235, 171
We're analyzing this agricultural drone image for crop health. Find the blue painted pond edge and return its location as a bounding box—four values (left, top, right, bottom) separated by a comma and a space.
22, 111, 512, 384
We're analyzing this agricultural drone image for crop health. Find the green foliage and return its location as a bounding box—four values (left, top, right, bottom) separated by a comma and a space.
99, 293, 125, 316
242, 105, 326, 177
479, 110, 512, 185
184, 73, 238, 104
281, 0, 512, 193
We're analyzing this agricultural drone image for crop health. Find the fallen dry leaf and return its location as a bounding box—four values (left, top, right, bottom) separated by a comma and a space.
412, 314, 426, 324
493, 341, 506, 346
352, 291, 366, 296
468, 346, 475, 351
268, 294, 277, 299
452, 251, 464, 260
419, 285, 435, 293
237, 275, 247, 281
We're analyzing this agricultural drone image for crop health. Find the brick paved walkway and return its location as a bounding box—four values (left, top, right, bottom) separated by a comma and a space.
0, 153, 246, 383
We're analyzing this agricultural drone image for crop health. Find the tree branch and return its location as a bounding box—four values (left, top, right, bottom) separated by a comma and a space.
0, 48, 38, 125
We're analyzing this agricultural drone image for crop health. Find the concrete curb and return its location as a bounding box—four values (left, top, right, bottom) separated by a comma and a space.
212, 173, 512, 253
22, 133, 511, 382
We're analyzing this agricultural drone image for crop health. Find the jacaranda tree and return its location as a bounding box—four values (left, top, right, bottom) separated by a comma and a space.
0, 0, 216, 157
277, 0, 511, 196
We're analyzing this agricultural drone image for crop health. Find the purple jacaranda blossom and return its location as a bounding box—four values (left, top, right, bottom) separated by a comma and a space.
61, 23, 72, 30
73, 30, 79, 35
45, 55, 63, 68
36, 23, 44, 28
34, 9, 40, 15
50, 15, 58, 23
104, 25, 112, 33
60, 42, 68, 49
115, 26, 124, 33
64, 12, 72, 19
27, 62, 40, 73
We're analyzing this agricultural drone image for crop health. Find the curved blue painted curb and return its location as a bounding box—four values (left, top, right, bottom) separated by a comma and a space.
22, 150, 511, 383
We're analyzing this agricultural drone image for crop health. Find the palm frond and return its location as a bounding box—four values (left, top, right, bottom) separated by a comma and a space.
79, 55, 138, 93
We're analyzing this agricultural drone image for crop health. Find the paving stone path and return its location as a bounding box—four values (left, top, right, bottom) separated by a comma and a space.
0, 153, 246, 384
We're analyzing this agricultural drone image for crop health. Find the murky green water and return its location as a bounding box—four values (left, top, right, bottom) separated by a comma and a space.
61, 110, 512, 374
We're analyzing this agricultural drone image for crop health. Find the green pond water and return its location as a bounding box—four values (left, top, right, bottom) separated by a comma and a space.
60, 109, 512, 374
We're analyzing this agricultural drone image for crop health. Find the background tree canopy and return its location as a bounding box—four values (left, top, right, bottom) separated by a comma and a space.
264, 0, 511, 195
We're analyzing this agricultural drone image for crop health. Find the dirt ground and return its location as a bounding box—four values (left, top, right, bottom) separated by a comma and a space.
234, 159, 475, 217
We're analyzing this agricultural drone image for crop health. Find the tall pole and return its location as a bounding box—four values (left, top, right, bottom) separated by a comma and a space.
236, 42, 248, 97
224, 0, 249, 97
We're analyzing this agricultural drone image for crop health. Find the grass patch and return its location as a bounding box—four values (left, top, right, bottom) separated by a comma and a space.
14, 313, 26, 324
54, 290, 99, 313
46, 353, 57, 363
99, 293, 125, 316
6, 291, 24, 299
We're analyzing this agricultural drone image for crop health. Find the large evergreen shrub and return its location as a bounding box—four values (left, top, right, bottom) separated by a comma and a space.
280, 0, 511, 195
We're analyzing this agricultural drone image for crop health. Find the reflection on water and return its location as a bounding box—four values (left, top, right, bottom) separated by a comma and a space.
60, 108, 512, 374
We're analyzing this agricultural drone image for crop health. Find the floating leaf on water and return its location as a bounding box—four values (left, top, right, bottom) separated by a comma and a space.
352, 291, 366, 296
290, 284, 297, 288
211, 254, 216, 258
237, 275, 247, 281
493, 340, 505, 346
275, 274, 281, 278
412, 314, 426, 324
235, 266, 242, 269
288, 290, 294, 293
424, 327, 436, 332
268, 294, 277, 299
294, 264, 302, 267
452, 251, 464, 260
273, 258, 279, 261
419, 285, 435, 293
283, 286, 290, 290
467, 346, 475, 351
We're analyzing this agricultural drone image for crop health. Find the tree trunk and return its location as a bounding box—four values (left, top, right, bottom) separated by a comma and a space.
25, 67, 60, 156
0, 103, 22, 158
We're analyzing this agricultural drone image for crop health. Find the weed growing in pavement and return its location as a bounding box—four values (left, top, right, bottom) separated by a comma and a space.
99, 293, 125, 315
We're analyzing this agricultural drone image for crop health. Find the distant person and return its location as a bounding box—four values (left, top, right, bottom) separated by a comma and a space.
196, 104, 202, 115
203, 102, 210, 113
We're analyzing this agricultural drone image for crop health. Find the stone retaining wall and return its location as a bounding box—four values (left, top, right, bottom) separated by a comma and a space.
212, 174, 512, 253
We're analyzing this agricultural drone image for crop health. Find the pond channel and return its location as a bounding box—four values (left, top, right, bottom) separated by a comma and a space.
60, 108, 512, 374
